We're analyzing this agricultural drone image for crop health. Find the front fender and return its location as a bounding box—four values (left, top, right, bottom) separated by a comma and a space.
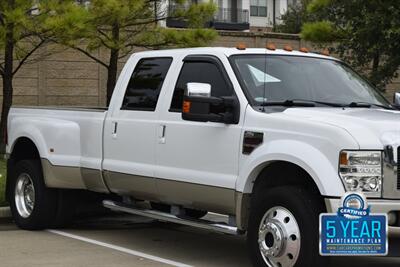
236, 140, 346, 197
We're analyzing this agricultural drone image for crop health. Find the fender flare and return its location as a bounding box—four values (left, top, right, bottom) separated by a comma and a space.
8, 116, 81, 166
236, 140, 346, 197
9, 121, 49, 160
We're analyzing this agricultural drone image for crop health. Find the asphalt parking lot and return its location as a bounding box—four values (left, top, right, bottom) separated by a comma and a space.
1, 213, 400, 267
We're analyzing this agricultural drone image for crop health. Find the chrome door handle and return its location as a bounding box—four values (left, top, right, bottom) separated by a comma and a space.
112, 121, 118, 139
159, 125, 166, 144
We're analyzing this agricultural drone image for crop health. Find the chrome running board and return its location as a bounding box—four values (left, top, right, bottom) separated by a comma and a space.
103, 200, 239, 235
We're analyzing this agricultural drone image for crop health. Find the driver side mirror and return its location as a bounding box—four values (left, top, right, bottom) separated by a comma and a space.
394, 92, 400, 107
181, 82, 237, 124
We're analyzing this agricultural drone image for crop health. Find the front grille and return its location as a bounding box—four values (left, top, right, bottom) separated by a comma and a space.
397, 146, 400, 189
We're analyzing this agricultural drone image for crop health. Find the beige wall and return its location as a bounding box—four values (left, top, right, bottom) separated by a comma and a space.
0, 31, 397, 108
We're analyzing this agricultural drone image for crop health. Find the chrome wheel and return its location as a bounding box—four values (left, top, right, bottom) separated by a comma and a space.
15, 173, 35, 218
258, 206, 301, 267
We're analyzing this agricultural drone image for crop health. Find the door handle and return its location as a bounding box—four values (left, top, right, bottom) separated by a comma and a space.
112, 121, 118, 139
158, 125, 166, 144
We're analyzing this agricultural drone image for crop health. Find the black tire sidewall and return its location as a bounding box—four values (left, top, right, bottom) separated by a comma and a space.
52, 189, 77, 228
247, 186, 326, 267
9, 160, 57, 230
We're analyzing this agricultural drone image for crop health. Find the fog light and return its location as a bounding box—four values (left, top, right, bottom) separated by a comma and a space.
388, 211, 397, 226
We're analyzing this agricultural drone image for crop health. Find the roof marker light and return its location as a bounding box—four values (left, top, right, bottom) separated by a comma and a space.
236, 43, 246, 50
299, 47, 309, 53
266, 43, 276, 50
283, 45, 293, 52
321, 48, 330, 56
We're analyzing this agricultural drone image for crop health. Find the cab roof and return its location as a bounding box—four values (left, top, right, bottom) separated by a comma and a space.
133, 47, 337, 61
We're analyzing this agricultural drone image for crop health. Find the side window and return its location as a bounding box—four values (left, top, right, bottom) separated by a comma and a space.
122, 57, 172, 111
170, 61, 233, 112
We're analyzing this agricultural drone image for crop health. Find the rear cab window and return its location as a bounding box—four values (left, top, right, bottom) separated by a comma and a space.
122, 57, 173, 111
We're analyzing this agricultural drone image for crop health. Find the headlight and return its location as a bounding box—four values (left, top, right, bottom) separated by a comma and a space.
339, 150, 382, 197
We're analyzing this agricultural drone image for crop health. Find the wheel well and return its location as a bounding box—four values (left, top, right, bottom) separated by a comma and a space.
10, 137, 40, 163
238, 161, 324, 231
6, 137, 41, 201
252, 161, 321, 196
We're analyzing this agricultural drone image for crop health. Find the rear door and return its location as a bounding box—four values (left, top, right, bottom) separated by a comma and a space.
103, 56, 173, 200
154, 55, 243, 214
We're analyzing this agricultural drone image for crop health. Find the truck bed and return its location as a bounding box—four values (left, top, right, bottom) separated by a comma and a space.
7, 106, 107, 174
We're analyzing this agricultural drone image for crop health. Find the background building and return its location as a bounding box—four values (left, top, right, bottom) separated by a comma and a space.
165, 0, 295, 32
75, 0, 294, 32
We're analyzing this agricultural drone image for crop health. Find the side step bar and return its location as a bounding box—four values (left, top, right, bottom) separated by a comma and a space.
103, 200, 239, 235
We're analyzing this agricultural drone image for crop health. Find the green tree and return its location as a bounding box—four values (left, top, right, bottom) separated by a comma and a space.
275, 0, 312, 34
51, 0, 217, 104
301, 0, 400, 89
0, 0, 75, 152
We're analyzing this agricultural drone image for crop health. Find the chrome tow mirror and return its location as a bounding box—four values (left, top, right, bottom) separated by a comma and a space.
394, 92, 400, 107
185, 82, 211, 97
182, 82, 237, 124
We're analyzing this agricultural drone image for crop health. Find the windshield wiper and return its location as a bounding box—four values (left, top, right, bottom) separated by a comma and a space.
347, 102, 394, 110
259, 99, 343, 107
259, 100, 315, 107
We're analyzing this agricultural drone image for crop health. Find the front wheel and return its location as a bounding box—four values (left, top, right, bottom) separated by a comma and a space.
247, 186, 327, 267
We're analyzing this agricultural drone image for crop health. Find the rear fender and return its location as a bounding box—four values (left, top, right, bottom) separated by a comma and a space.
8, 117, 81, 166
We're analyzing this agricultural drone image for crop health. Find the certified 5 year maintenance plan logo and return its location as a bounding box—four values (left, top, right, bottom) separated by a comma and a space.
319, 192, 388, 256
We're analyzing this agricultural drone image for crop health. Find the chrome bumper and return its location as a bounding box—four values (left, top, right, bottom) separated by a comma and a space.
325, 198, 400, 237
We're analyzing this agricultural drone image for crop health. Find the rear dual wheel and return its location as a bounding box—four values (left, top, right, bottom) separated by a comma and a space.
9, 160, 75, 230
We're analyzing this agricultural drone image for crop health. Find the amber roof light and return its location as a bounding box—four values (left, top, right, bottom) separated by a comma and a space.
299, 47, 309, 53
283, 45, 293, 52
321, 48, 330, 56
236, 43, 246, 50
266, 43, 276, 50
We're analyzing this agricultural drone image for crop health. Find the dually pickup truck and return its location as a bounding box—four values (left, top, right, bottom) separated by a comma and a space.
5, 47, 400, 267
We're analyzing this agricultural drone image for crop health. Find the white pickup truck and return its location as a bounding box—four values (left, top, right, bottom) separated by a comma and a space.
5, 47, 400, 267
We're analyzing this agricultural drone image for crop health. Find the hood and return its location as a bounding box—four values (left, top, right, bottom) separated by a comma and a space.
283, 107, 400, 149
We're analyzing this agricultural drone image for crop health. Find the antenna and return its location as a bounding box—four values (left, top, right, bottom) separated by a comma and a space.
262, 42, 276, 111
262, 44, 267, 112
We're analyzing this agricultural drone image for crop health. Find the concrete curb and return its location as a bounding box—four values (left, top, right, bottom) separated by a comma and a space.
0, 206, 11, 218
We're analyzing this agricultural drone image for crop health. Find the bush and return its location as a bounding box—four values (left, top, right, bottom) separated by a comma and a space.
301, 21, 341, 42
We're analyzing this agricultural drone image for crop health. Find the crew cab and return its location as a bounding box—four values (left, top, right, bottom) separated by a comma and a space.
6, 47, 400, 267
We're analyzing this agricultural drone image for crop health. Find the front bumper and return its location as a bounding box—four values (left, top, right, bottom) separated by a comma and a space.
325, 198, 400, 237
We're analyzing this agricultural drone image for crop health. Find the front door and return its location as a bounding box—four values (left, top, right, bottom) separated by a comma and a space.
155, 55, 242, 214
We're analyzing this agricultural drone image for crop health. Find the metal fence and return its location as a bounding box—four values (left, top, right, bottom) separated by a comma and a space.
168, 3, 249, 25
214, 8, 249, 24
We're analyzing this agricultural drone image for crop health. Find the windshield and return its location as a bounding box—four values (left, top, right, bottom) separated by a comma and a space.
230, 55, 391, 108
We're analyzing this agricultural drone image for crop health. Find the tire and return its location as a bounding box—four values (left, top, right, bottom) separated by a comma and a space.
9, 160, 58, 230
52, 189, 77, 228
247, 186, 327, 267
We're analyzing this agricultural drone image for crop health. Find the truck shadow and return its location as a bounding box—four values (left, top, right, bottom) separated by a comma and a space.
68, 214, 400, 267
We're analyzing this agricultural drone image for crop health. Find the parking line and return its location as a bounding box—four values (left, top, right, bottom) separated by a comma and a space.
47, 230, 193, 267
